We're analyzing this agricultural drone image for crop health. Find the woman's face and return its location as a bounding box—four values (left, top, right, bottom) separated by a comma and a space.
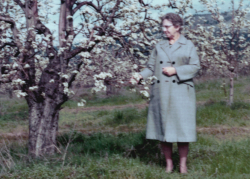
162, 19, 180, 39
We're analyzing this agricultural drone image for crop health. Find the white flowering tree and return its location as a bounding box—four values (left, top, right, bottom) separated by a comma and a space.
0, 0, 194, 157
185, 0, 250, 105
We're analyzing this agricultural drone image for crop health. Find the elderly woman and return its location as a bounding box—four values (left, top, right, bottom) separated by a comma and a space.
134, 13, 200, 173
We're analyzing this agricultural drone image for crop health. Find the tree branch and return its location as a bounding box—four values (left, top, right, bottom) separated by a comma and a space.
138, 0, 149, 6
35, 20, 56, 56
13, 0, 25, 11
168, 0, 178, 9
0, 15, 22, 49
72, 1, 100, 15
0, 42, 17, 49
68, 61, 83, 88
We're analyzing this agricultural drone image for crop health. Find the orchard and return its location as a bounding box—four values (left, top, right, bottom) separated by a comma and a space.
0, 0, 249, 158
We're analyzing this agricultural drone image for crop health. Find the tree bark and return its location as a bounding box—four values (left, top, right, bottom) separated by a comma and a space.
28, 98, 60, 157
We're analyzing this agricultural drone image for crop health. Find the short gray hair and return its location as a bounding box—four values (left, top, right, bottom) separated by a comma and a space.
161, 13, 183, 33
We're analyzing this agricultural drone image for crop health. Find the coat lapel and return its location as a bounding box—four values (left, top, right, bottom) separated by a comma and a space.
159, 40, 171, 62
171, 35, 187, 54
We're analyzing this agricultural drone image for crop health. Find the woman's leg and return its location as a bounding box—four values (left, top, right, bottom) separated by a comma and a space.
161, 142, 173, 172
177, 142, 189, 173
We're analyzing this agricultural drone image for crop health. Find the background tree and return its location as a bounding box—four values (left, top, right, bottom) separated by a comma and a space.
185, 0, 250, 105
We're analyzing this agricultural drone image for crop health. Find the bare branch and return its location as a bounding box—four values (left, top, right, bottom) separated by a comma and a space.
138, 0, 149, 6
13, 0, 25, 11
72, 1, 100, 15
168, 0, 178, 9
0, 42, 17, 49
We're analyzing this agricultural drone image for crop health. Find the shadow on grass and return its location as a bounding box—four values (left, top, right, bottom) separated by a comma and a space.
57, 131, 182, 170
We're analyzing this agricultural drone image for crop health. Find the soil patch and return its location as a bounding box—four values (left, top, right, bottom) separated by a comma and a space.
63, 103, 149, 113
63, 101, 207, 113
1, 126, 250, 142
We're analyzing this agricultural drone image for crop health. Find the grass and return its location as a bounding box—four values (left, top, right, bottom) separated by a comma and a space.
1, 76, 250, 178
62, 90, 145, 108
105, 107, 148, 126
197, 100, 250, 127
1, 132, 250, 178
195, 76, 250, 102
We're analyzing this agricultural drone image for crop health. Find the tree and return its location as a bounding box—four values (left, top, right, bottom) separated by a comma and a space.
185, 0, 250, 105
1, 0, 194, 157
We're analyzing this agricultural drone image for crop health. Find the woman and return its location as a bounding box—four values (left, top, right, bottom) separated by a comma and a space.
134, 13, 200, 173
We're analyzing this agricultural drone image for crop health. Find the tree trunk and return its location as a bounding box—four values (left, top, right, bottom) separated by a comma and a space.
28, 98, 60, 157
229, 72, 234, 106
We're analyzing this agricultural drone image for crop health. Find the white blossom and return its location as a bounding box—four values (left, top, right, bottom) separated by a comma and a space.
14, 90, 27, 98
29, 86, 38, 91
67, 15, 73, 19
140, 90, 149, 98
133, 64, 138, 69
80, 52, 91, 58
24, 64, 30, 69
77, 99, 86, 107
71, 70, 78, 74
62, 74, 69, 79
13, 62, 18, 69
12, 79, 26, 86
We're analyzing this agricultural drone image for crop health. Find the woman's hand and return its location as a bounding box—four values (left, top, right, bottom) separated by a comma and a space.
162, 67, 177, 76
129, 73, 143, 84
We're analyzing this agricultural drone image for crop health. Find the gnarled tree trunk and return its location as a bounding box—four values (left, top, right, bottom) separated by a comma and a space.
28, 100, 60, 156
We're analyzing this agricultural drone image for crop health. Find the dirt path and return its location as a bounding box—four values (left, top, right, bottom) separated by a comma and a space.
63, 101, 207, 113
63, 102, 149, 113
1, 126, 250, 142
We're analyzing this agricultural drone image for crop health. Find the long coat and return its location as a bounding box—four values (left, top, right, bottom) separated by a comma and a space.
140, 35, 200, 142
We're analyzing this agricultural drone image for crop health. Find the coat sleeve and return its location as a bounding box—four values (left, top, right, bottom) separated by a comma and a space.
139, 48, 157, 79
175, 44, 200, 81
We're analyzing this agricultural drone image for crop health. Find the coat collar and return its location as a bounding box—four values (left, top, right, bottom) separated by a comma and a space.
176, 34, 187, 45
159, 34, 187, 61
158, 34, 187, 46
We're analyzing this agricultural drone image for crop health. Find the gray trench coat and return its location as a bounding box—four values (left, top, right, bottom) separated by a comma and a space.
140, 35, 200, 142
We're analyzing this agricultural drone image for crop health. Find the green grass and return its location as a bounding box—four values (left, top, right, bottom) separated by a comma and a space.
0, 98, 29, 132
105, 107, 148, 126
197, 100, 250, 127
1, 132, 250, 178
62, 91, 144, 108
195, 76, 250, 102
1, 76, 250, 178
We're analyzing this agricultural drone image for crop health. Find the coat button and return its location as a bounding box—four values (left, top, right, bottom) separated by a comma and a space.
172, 61, 175, 64
172, 80, 176, 83
160, 61, 163, 64
157, 80, 160, 83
